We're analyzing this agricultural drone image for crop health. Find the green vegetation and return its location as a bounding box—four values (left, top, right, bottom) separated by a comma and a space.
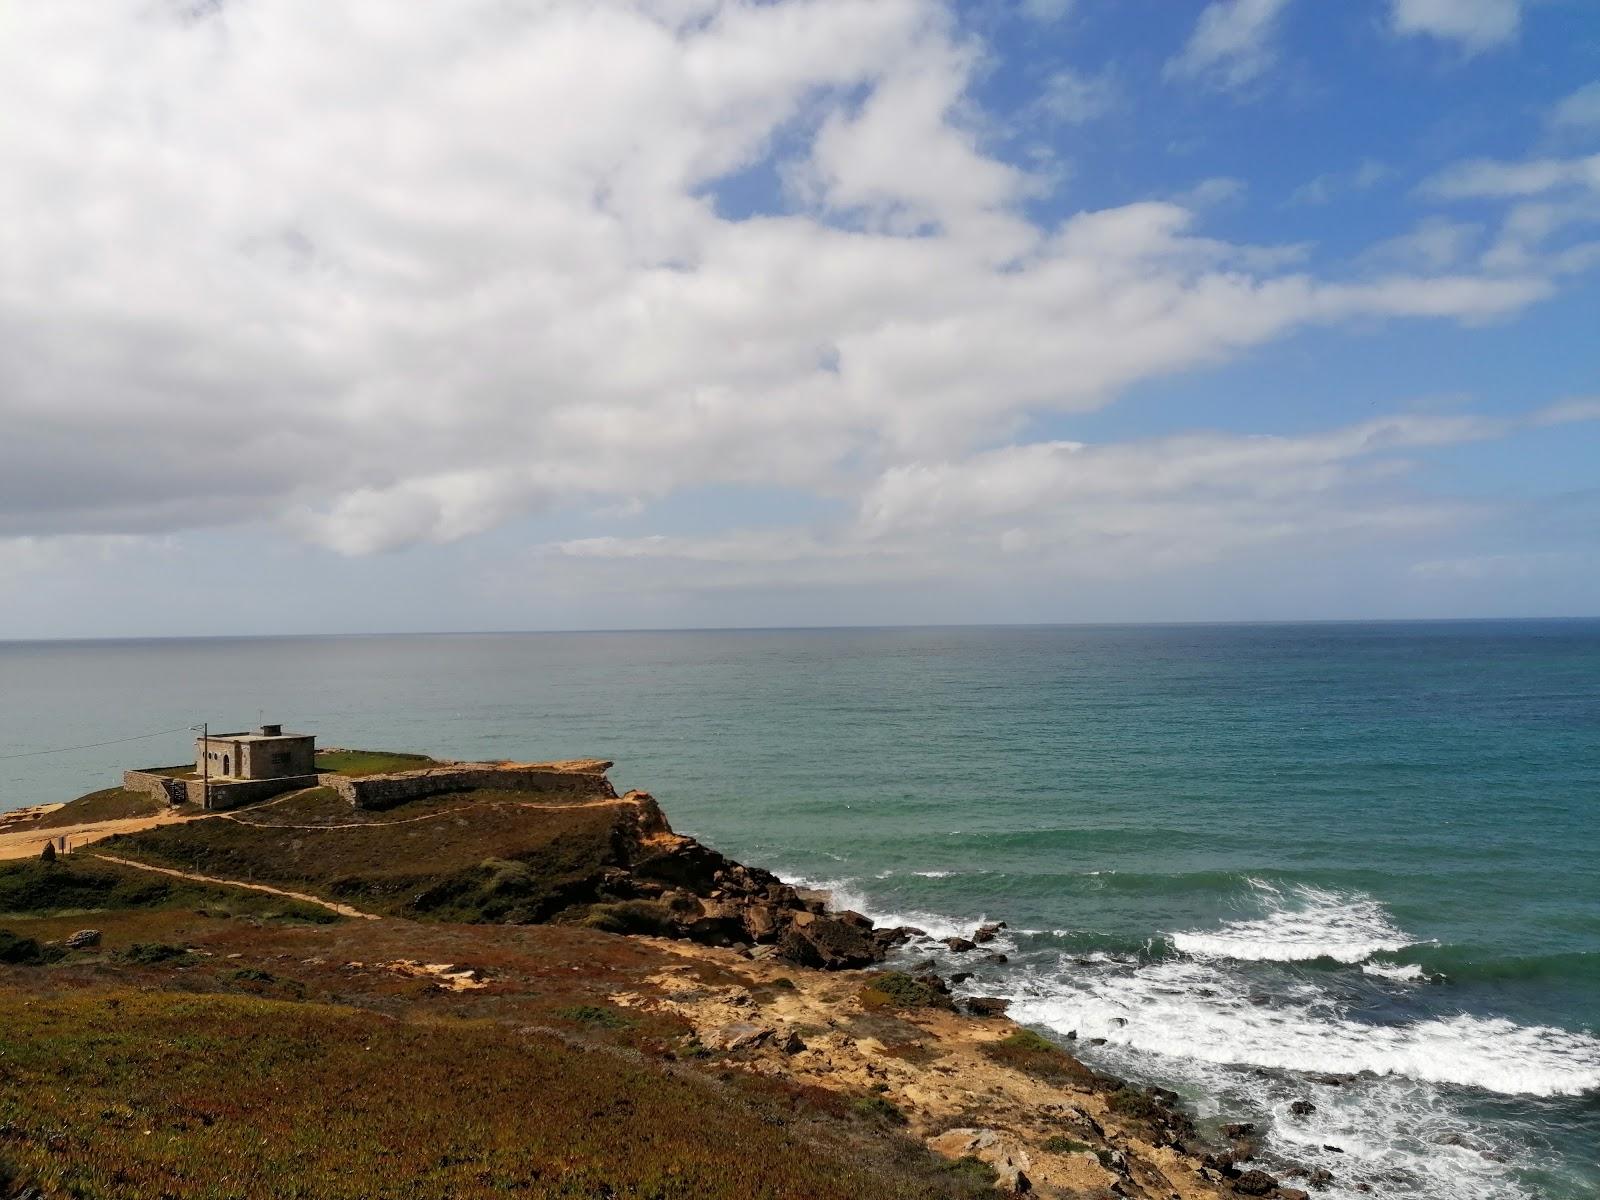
577, 899, 678, 935
100, 789, 627, 921
314, 748, 439, 776
119, 941, 192, 966
556, 1003, 634, 1030
980, 1029, 1100, 1090
851, 1094, 909, 1125
0, 930, 63, 965
11, 785, 166, 831
0, 990, 996, 1200
936, 1156, 998, 1188
859, 971, 957, 1012
0, 857, 337, 924
1041, 1135, 1093, 1154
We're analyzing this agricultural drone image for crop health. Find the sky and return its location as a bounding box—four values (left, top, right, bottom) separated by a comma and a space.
1, 0, 1598, 637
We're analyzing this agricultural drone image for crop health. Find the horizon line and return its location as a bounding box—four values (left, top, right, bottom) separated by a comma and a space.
3, 614, 1599, 645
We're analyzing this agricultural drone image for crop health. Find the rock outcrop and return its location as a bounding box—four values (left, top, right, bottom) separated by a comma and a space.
569, 790, 905, 969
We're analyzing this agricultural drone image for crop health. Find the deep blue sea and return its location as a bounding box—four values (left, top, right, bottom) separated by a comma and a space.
2, 622, 1597, 1198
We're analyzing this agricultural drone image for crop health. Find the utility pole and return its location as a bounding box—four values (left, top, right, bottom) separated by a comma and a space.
191, 722, 209, 811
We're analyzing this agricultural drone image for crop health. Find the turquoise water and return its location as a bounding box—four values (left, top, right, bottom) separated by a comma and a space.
2, 623, 1597, 1197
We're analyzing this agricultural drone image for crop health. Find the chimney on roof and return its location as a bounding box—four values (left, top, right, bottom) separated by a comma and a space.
259, 723, 282, 737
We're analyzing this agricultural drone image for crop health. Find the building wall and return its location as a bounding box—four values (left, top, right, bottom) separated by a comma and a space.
123, 769, 188, 806
326, 764, 617, 811
195, 735, 315, 781
183, 774, 319, 810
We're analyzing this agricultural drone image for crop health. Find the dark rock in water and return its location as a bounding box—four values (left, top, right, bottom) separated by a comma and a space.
1232, 1168, 1280, 1196
1087, 1037, 1107, 1046
982, 952, 1009, 964
910, 958, 938, 973
1306, 1166, 1335, 1190
1278, 1190, 1311, 1200
876, 925, 921, 946
965, 996, 1010, 1018
1289, 1099, 1317, 1117
1321, 1144, 1344, 1154
914, 972, 952, 996
1064, 1029, 1077, 1040
943, 937, 977, 953
949, 971, 973, 985
834, 909, 873, 929
65, 929, 102, 949
1222, 1122, 1256, 1140
972, 922, 1006, 944
1307, 1072, 1354, 1086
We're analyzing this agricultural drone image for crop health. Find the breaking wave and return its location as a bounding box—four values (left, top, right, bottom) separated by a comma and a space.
1171, 880, 1420, 964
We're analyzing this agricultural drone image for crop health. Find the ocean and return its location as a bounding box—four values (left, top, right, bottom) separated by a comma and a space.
2, 622, 1597, 1198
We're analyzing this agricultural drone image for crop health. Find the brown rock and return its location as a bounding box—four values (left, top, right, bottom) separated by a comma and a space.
776, 915, 885, 970
944, 937, 977, 953
965, 997, 1011, 1018
1232, 1168, 1279, 1196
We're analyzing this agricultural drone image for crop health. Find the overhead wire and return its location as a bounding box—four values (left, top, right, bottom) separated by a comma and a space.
0, 727, 194, 761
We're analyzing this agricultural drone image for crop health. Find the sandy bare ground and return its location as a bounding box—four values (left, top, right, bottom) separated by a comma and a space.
611, 940, 1237, 1200
0, 807, 207, 862
90, 853, 379, 920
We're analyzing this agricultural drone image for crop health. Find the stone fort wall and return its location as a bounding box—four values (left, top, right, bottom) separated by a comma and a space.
324, 761, 617, 811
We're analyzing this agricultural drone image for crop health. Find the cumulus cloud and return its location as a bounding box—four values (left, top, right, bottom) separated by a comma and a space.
1550, 83, 1600, 134
1390, 0, 1520, 52
534, 403, 1598, 594
1424, 154, 1600, 199
0, 0, 1567, 569
1165, 0, 1295, 92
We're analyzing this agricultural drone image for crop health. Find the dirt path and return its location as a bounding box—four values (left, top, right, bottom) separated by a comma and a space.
0, 808, 206, 862
90, 853, 379, 920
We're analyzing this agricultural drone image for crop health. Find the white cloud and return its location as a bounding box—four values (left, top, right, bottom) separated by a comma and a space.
1551, 83, 1600, 134
1363, 217, 1483, 270
533, 404, 1596, 595
1165, 0, 1295, 92
1034, 67, 1119, 125
0, 0, 1566, 567
1290, 160, 1392, 206
1424, 154, 1600, 198
1019, 0, 1075, 21
1390, 0, 1521, 53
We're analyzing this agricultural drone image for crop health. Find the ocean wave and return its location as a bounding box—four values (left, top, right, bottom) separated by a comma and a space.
1171, 880, 1419, 964
1362, 960, 1429, 983
1002, 957, 1600, 1098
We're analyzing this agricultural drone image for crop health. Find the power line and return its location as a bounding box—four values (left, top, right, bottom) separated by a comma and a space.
0, 727, 193, 762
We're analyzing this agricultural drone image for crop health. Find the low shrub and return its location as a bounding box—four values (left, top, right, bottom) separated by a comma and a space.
0, 929, 63, 965
577, 900, 677, 936
120, 942, 191, 966
859, 971, 956, 1012
981, 1029, 1099, 1089
851, 1094, 908, 1125
555, 1003, 633, 1030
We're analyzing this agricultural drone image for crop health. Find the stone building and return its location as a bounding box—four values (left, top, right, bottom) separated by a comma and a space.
195, 724, 315, 780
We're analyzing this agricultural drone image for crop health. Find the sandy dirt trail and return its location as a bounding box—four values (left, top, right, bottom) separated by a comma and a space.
0, 808, 207, 862
89, 853, 379, 920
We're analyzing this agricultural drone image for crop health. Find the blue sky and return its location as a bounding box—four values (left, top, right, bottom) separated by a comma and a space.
0, 0, 1597, 636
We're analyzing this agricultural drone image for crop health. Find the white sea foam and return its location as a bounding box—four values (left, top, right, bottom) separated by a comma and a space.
1363, 961, 1428, 983
1002, 957, 1600, 1098
1172, 881, 1419, 964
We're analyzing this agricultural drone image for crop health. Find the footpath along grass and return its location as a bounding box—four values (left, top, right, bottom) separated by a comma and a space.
96, 790, 626, 920
0, 990, 993, 1200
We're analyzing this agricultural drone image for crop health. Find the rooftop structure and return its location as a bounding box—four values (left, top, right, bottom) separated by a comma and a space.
196, 724, 316, 781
